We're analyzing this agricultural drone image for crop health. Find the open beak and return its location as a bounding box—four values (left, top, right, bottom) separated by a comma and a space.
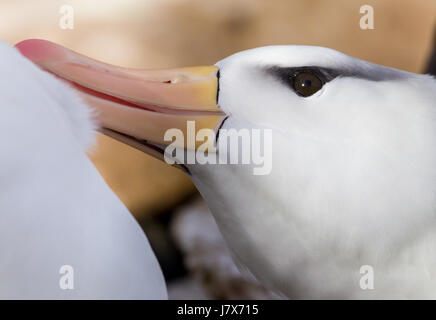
15, 39, 225, 168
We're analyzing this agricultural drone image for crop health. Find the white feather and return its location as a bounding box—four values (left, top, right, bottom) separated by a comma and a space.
190, 45, 436, 298
0, 41, 167, 299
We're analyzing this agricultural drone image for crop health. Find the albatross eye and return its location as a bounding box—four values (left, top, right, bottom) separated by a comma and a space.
293, 72, 324, 97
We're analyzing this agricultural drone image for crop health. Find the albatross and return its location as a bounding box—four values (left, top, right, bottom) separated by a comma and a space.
16, 39, 436, 299
0, 40, 167, 299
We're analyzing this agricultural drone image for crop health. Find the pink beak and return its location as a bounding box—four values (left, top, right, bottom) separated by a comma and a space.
15, 39, 226, 163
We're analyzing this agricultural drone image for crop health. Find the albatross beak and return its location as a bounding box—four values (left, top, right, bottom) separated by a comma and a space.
15, 39, 225, 164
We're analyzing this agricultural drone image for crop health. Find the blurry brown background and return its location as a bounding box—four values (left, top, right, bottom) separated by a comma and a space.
1, 0, 435, 219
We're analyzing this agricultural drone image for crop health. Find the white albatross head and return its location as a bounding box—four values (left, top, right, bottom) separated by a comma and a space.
16, 40, 436, 298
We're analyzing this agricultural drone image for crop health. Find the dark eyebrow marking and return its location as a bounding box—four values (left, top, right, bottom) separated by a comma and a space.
266, 64, 407, 86
266, 66, 339, 91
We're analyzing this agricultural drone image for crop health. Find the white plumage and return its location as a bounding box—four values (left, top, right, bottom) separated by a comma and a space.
14, 39, 436, 299
189, 46, 436, 298
0, 41, 167, 299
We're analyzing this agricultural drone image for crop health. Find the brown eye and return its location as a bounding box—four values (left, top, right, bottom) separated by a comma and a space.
293, 72, 324, 97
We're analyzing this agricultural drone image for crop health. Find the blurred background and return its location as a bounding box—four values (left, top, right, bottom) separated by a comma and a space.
1, 0, 435, 299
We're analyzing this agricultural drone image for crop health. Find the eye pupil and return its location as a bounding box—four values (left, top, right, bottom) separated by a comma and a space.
302, 79, 312, 87
292, 72, 323, 97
